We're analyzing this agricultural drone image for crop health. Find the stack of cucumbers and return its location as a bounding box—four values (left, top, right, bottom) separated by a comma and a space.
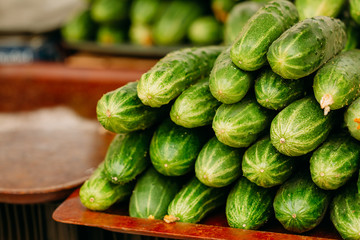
79, 0, 360, 239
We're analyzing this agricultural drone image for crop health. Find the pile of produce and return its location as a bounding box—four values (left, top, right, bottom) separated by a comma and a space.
79, 0, 360, 239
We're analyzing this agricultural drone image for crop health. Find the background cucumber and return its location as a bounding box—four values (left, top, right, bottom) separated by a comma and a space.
96, 24, 127, 45
345, 97, 360, 141
343, 19, 360, 51
350, 0, 360, 24
91, 0, 130, 23
187, 16, 223, 45
267, 16, 347, 80
61, 10, 96, 42
295, 0, 346, 20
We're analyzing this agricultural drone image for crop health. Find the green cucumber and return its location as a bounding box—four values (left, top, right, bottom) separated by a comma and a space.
170, 78, 221, 128
187, 16, 223, 45
137, 46, 224, 108
195, 137, 244, 188
209, 48, 253, 104
310, 132, 360, 190
129, 0, 162, 25
212, 96, 274, 148
96, 82, 165, 134
273, 172, 331, 233
313, 49, 360, 115
270, 97, 335, 156
164, 177, 228, 224
211, 0, 236, 23
345, 97, 360, 141
96, 24, 126, 45
129, 167, 182, 220
226, 177, 275, 230
343, 20, 360, 51
104, 129, 153, 184
267, 16, 347, 80
254, 68, 307, 110
242, 136, 295, 188
330, 183, 360, 240
79, 162, 134, 211
295, 0, 346, 20
61, 10, 96, 42
358, 171, 360, 194
230, 0, 299, 71
91, 0, 130, 23
224, 1, 262, 45
149, 119, 208, 176
350, 0, 360, 25
129, 23, 153, 46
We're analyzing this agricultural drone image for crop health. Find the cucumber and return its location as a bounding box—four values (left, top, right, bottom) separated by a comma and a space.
230, 0, 299, 71
310, 132, 360, 190
345, 97, 360, 141
129, 23, 153, 46
212, 96, 274, 148
96, 24, 126, 45
242, 136, 295, 188
273, 172, 330, 233
295, 0, 346, 20
137, 46, 224, 108
270, 97, 335, 156
211, 0, 237, 23
79, 162, 135, 211
164, 177, 228, 224
91, 0, 130, 23
129, 0, 162, 24
226, 177, 275, 230
195, 137, 244, 188
209, 48, 253, 104
61, 10, 96, 42
129, 167, 182, 220
254, 68, 307, 110
350, 0, 360, 25
267, 16, 347, 80
330, 183, 360, 240
224, 1, 262, 45
358, 171, 360, 194
343, 20, 360, 51
313, 49, 360, 115
104, 129, 153, 184
96, 82, 165, 134
149, 119, 208, 176
188, 16, 223, 45
170, 78, 221, 128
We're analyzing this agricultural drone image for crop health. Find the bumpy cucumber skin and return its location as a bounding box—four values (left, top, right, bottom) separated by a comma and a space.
195, 137, 244, 188
149, 119, 207, 176
313, 49, 360, 114
226, 177, 275, 230
137, 46, 224, 108
254, 68, 307, 110
242, 136, 294, 188
79, 163, 135, 211
209, 48, 253, 104
345, 97, 360, 141
213, 97, 274, 148
167, 177, 228, 223
230, 0, 299, 71
310, 132, 360, 190
330, 183, 360, 240
97, 82, 165, 133
295, 0, 346, 20
104, 130, 153, 184
267, 16, 346, 80
270, 97, 335, 156
350, 0, 360, 25
273, 172, 330, 233
170, 78, 221, 128
129, 167, 181, 220
224, 1, 262, 45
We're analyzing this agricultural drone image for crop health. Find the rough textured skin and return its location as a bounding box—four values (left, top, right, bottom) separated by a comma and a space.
137, 46, 224, 107
313, 49, 360, 115
295, 0, 346, 20
310, 132, 360, 190
226, 177, 274, 230
104, 130, 153, 184
230, 0, 299, 71
350, 0, 360, 25
273, 172, 330, 233
254, 68, 307, 110
242, 136, 295, 188
267, 16, 346, 79
330, 183, 360, 240
149, 119, 208, 176
345, 97, 360, 141
213, 97, 274, 148
195, 137, 244, 188
270, 97, 335, 156
170, 78, 221, 128
209, 48, 253, 104
129, 167, 181, 219
79, 162, 135, 211
97, 82, 165, 133
166, 177, 228, 223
